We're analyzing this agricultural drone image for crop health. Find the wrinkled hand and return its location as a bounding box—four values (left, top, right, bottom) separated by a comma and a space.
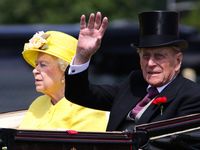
74, 12, 109, 64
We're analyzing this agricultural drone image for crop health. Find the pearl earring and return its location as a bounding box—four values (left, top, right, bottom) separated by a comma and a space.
61, 79, 64, 83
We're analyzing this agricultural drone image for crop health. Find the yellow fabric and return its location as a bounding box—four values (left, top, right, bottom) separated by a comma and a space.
22, 31, 77, 67
19, 95, 108, 131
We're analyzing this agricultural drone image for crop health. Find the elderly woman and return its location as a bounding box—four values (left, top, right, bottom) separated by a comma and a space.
19, 31, 108, 131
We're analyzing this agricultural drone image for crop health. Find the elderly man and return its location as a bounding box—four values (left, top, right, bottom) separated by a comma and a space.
65, 11, 200, 149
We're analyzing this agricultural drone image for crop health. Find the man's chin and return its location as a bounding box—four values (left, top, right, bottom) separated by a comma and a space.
147, 79, 162, 87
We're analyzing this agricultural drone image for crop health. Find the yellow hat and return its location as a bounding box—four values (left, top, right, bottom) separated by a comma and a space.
22, 31, 77, 67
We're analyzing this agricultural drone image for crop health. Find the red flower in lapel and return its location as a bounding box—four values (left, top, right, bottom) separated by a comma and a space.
152, 96, 167, 115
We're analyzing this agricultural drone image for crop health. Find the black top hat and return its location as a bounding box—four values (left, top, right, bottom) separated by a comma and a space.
134, 10, 188, 50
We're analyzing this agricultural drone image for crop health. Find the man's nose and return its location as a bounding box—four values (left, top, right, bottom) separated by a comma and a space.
147, 57, 156, 66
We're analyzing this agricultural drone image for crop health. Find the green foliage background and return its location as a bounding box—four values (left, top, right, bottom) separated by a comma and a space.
182, 1, 200, 30
0, 0, 165, 24
0, 0, 198, 29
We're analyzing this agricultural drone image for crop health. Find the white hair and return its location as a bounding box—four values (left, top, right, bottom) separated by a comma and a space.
57, 58, 69, 72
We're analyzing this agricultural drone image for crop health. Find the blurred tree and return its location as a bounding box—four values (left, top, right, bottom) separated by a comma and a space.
0, 0, 166, 24
181, 1, 200, 30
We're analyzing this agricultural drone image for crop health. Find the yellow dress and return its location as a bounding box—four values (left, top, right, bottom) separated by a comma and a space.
19, 95, 108, 131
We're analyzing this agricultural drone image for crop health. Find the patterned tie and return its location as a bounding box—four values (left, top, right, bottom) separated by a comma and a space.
130, 87, 159, 119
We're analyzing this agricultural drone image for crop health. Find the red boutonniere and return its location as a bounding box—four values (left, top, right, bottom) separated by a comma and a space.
152, 96, 167, 115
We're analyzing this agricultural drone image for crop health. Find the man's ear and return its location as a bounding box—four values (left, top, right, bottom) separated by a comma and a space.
177, 52, 183, 66
175, 52, 183, 72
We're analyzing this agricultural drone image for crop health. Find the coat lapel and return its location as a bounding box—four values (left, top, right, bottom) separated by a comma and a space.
107, 71, 148, 130
107, 91, 141, 130
137, 75, 185, 124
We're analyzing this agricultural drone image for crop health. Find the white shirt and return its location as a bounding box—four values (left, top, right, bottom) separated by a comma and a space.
68, 59, 90, 74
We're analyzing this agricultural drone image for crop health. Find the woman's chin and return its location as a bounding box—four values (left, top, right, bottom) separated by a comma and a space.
35, 87, 44, 93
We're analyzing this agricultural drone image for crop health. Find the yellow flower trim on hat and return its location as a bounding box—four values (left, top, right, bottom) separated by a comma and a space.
26, 31, 50, 50
22, 31, 77, 68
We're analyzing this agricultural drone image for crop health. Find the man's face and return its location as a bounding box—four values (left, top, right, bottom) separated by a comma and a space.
139, 47, 183, 87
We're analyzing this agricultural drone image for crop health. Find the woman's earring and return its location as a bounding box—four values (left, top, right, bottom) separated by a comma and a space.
61, 79, 65, 83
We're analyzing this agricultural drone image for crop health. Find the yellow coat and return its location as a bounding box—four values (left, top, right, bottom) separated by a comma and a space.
19, 95, 108, 131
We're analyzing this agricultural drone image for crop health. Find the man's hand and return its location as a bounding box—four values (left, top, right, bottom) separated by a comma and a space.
74, 12, 108, 65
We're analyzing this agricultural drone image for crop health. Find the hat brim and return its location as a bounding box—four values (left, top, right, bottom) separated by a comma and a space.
22, 49, 40, 67
132, 34, 188, 50
133, 39, 188, 50
22, 48, 66, 67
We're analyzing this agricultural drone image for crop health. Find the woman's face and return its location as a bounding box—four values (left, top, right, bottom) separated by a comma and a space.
33, 53, 64, 95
